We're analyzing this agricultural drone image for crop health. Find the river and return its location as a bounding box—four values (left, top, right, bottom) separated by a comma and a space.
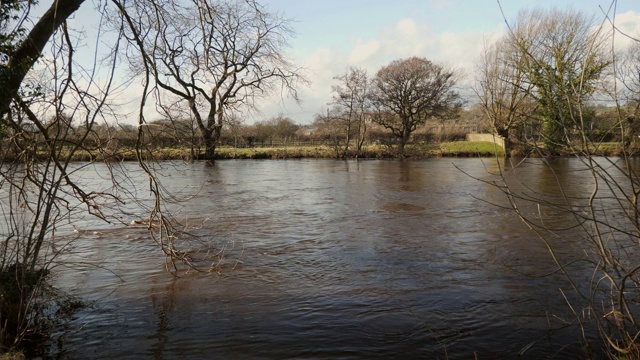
46, 158, 611, 359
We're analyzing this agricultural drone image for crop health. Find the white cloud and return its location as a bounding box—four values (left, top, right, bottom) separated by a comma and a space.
613, 11, 640, 50
342, 17, 491, 76
252, 47, 345, 123
430, 0, 451, 11
396, 18, 418, 36
347, 40, 381, 64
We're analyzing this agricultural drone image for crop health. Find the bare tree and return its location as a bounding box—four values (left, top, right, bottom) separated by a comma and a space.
370, 57, 462, 158
153, 99, 203, 160
325, 67, 370, 159
619, 36, 640, 143
621, 39, 640, 103
312, 109, 346, 158
266, 115, 299, 142
115, 0, 305, 162
0, 0, 129, 349
474, 36, 536, 148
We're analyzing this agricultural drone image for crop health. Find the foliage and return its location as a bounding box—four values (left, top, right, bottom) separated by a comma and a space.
0, 0, 29, 139
0, 263, 50, 345
0, 0, 27, 64
505, 8, 610, 153
0, 0, 85, 121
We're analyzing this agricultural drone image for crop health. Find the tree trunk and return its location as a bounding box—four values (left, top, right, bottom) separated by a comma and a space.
0, 0, 85, 119
398, 140, 406, 158
343, 131, 350, 159
202, 124, 223, 162
203, 132, 215, 161
398, 127, 411, 158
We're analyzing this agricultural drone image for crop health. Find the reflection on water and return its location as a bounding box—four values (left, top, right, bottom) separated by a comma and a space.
50, 159, 607, 359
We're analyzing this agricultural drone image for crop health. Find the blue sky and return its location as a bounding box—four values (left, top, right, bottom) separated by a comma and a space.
59, 1, 640, 125
274, 0, 636, 52
249, 0, 640, 124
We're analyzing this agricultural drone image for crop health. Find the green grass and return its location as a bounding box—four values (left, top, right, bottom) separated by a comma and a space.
437, 141, 506, 157
8, 141, 507, 162
216, 141, 505, 159
17, 139, 640, 162
216, 146, 337, 159
587, 141, 623, 155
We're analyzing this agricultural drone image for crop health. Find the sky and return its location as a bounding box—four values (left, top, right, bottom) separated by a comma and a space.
61, 0, 640, 125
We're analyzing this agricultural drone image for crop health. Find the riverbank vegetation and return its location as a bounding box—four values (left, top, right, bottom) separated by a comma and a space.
5, 102, 634, 162
154, 141, 506, 160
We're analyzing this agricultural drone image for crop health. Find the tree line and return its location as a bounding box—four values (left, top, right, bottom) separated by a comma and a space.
20, 107, 482, 156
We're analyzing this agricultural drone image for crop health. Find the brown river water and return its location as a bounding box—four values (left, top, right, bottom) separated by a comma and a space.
42, 158, 619, 359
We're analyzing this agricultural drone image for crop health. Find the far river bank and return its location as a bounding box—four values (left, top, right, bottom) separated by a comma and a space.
5, 140, 632, 162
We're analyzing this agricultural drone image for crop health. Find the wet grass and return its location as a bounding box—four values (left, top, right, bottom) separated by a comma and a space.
14, 141, 505, 161
215, 141, 506, 160
432, 141, 506, 157
21, 140, 640, 161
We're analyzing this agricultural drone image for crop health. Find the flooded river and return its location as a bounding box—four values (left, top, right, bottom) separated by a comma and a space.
48, 158, 607, 359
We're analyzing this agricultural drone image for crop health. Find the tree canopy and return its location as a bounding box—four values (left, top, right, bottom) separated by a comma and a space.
500, 8, 609, 153
370, 56, 462, 157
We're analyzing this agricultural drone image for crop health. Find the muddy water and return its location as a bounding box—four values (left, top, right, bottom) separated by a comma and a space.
49, 158, 605, 359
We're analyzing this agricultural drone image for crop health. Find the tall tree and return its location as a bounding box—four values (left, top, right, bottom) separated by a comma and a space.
115, 0, 304, 162
0, 0, 85, 121
474, 36, 536, 146
0, 0, 120, 351
327, 67, 370, 158
370, 57, 462, 157
505, 8, 610, 153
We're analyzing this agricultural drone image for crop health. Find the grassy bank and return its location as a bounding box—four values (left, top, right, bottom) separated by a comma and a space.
164, 141, 636, 160
4, 141, 507, 162
11, 140, 639, 162
182, 141, 508, 159
182, 141, 506, 160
